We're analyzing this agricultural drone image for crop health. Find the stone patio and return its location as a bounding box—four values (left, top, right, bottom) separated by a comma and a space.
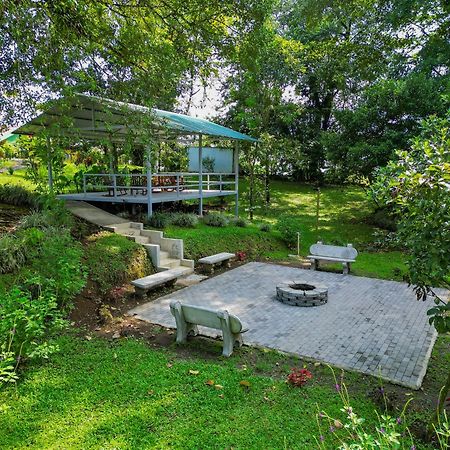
129, 262, 446, 389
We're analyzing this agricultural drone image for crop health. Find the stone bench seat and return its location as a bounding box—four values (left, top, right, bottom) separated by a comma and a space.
169, 301, 248, 356
132, 270, 178, 296
307, 242, 358, 275
198, 252, 235, 273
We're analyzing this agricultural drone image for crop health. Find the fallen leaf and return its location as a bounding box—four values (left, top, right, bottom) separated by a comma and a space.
85, 335, 92, 341
239, 380, 251, 388
218, 394, 224, 398
189, 370, 199, 375
147, 390, 154, 396
205, 379, 215, 386
167, 363, 173, 368
334, 419, 343, 429
214, 384, 224, 390
263, 396, 270, 401
314, 362, 321, 367
112, 331, 120, 339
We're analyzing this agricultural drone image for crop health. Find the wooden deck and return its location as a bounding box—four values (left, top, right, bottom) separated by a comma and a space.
58, 189, 236, 204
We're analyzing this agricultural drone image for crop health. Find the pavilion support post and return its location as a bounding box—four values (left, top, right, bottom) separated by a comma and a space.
46, 136, 53, 192
198, 134, 203, 216
234, 140, 239, 217
145, 145, 153, 218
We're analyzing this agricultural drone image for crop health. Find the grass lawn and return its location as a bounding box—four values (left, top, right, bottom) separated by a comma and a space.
0, 334, 395, 450
165, 180, 406, 281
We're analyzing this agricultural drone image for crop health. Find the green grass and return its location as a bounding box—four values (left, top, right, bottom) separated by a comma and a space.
164, 180, 406, 280
0, 335, 383, 450
0, 168, 35, 188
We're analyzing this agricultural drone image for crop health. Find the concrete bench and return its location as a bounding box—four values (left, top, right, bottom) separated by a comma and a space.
307, 241, 358, 275
198, 252, 235, 273
169, 301, 249, 357
131, 271, 178, 296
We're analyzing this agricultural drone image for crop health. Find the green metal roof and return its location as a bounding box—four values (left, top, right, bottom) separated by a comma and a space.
10, 94, 257, 143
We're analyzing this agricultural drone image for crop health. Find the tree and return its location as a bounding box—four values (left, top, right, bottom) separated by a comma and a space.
372, 112, 450, 421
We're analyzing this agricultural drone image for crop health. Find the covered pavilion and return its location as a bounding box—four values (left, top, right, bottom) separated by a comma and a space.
8, 94, 257, 216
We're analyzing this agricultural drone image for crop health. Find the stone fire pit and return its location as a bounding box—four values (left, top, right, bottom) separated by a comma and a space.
276, 281, 328, 307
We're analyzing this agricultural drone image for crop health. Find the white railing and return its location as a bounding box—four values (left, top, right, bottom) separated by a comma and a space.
82, 172, 236, 199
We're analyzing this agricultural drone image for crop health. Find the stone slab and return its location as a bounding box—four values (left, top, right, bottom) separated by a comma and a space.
198, 252, 235, 265
176, 274, 209, 287
128, 262, 446, 389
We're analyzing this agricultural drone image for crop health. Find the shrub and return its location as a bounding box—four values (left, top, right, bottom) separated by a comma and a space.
230, 217, 248, 228
0, 284, 67, 384
276, 215, 301, 249
170, 212, 198, 228
19, 205, 73, 231
203, 213, 228, 227
0, 184, 40, 208
259, 223, 271, 232
145, 212, 171, 228
0, 234, 27, 273
84, 232, 152, 293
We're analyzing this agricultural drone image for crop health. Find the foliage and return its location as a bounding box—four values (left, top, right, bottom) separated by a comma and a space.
202, 156, 215, 173
287, 367, 313, 387
316, 367, 449, 449
145, 212, 172, 229
276, 215, 301, 249
259, 223, 271, 232
84, 232, 152, 294
0, 285, 67, 384
0, 183, 40, 208
230, 216, 248, 227
372, 114, 450, 332
170, 212, 198, 228
0, 228, 44, 274
202, 213, 229, 227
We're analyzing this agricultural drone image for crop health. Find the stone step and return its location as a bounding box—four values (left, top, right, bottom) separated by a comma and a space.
134, 235, 150, 244
159, 257, 181, 270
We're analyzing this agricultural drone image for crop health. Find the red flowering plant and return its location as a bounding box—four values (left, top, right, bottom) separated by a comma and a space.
287, 368, 313, 387
235, 251, 247, 262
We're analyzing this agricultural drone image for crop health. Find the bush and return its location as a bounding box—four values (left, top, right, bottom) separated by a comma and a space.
230, 217, 248, 228
202, 213, 228, 227
170, 212, 198, 228
259, 223, 271, 232
84, 232, 152, 293
145, 212, 171, 228
276, 215, 301, 249
0, 184, 40, 208
19, 205, 73, 231
0, 285, 66, 384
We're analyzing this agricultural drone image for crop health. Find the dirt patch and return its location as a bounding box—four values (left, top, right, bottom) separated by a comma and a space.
0, 203, 29, 233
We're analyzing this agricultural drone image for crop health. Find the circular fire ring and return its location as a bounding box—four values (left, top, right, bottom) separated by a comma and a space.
276, 281, 328, 307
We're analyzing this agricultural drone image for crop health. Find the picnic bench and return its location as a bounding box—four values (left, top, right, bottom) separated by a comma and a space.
169, 301, 249, 357
198, 252, 235, 273
307, 241, 358, 275
131, 270, 179, 296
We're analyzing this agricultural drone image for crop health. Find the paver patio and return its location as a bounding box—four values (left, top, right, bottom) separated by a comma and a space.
129, 262, 446, 389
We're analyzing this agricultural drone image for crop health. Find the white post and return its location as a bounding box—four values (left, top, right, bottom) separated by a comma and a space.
234, 140, 239, 217
145, 145, 153, 218
83, 174, 87, 197
46, 136, 53, 192
219, 174, 222, 193
198, 134, 203, 216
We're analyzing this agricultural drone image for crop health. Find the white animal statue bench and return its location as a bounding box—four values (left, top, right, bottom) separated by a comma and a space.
198, 252, 235, 274
307, 241, 358, 275
169, 301, 249, 357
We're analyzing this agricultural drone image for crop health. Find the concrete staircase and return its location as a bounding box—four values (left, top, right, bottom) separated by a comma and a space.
105, 222, 194, 275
